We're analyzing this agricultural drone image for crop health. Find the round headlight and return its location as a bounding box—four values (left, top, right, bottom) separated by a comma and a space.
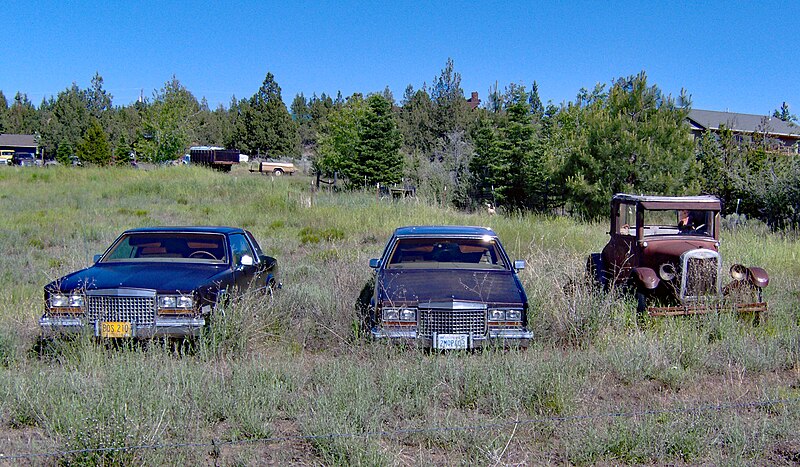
730, 264, 748, 281
658, 263, 676, 281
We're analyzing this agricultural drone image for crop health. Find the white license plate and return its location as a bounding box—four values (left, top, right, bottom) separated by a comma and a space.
434, 334, 469, 350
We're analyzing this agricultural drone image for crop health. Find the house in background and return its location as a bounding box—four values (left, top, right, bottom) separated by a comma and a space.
687, 109, 800, 155
0, 134, 38, 157
466, 91, 481, 110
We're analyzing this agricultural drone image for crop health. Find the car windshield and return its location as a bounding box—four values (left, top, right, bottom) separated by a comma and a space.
641, 209, 715, 238
102, 232, 228, 263
387, 237, 508, 270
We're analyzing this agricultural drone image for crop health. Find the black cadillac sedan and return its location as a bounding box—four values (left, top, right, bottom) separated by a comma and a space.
367, 225, 532, 349
40, 226, 278, 339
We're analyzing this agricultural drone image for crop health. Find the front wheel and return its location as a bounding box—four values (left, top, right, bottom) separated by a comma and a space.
636, 290, 648, 323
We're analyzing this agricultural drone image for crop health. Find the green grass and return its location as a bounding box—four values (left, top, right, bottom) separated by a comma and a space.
0, 164, 799, 464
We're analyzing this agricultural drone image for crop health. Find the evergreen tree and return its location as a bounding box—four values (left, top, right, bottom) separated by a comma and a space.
41, 84, 91, 158
77, 119, 112, 165
86, 72, 112, 120
114, 136, 133, 166
136, 76, 199, 163
56, 141, 74, 165
346, 94, 403, 186
317, 94, 403, 187
772, 101, 797, 123
235, 72, 298, 157
7, 92, 38, 134
0, 90, 7, 133
556, 72, 699, 218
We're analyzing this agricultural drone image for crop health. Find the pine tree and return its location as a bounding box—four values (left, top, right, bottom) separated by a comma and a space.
77, 119, 112, 165
348, 94, 403, 186
236, 72, 298, 157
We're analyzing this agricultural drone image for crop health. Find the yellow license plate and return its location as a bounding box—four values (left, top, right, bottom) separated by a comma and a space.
101, 321, 132, 338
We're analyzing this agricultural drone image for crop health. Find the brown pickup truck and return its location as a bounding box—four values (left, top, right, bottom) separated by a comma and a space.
249, 160, 297, 176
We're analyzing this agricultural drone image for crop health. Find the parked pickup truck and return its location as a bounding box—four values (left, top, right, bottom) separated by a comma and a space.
249, 160, 297, 176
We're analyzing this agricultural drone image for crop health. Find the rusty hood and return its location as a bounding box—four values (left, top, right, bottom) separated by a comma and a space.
641, 238, 717, 267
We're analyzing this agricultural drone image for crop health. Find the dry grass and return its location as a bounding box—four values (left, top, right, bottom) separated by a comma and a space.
0, 165, 798, 464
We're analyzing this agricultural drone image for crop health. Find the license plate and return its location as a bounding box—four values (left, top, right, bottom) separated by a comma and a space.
101, 321, 132, 338
434, 334, 469, 350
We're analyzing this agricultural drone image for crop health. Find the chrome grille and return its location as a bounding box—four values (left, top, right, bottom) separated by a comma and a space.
680, 250, 720, 300
418, 307, 487, 338
87, 295, 156, 326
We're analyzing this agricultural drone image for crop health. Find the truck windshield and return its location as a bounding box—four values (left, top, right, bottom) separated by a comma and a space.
642, 209, 715, 238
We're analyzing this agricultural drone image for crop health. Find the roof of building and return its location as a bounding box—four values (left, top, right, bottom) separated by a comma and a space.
687, 109, 800, 138
0, 134, 37, 148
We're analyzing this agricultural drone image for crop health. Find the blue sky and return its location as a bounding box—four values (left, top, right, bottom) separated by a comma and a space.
2, 1, 797, 116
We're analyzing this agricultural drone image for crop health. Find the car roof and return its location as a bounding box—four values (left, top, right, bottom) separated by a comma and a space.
122, 226, 244, 235
613, 193, 721, 210
393, 225, 497, 238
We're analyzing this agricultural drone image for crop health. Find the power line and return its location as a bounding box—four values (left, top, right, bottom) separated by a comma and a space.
1, 397, 797, 462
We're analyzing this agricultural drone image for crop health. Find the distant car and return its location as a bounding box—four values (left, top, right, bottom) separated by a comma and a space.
365, 226, 532, 349
588, 194, 769, 317
12, 153, 36, 166
250, 159, 297, 176
0, 150, 13, 165
40, 226, 279, 340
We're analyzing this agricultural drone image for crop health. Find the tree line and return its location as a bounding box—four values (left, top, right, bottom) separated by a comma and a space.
0, 60, 797, 228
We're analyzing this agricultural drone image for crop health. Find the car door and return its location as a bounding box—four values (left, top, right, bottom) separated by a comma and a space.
604, 201, 637, 281
229, 233, 259, 291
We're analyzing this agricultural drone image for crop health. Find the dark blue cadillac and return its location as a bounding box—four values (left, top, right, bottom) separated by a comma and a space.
40, 226, 278, 339
367, 226, 532, 349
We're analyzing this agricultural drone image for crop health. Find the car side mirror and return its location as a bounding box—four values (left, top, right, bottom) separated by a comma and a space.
93, 254, 102, 263
260, 255, 277, 270
514, 260, 525, 270
240, 255, 254, 267
369, 258, 380, 269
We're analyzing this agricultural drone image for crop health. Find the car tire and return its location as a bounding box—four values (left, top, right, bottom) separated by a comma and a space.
635, 289, 648, 323
273, 168, 284, 176
586, 253, 608, 290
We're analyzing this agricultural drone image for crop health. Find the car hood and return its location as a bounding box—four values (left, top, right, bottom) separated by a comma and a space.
49, 262, 228, 293
643, 238, 717, 260
376, 269, 526, 306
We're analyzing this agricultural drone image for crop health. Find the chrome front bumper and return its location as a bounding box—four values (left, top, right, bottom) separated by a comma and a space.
39, 316, 207, 338
370, 327, 532, 348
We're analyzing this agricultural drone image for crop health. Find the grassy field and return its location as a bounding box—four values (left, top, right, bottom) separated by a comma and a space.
0, 164, 798, 465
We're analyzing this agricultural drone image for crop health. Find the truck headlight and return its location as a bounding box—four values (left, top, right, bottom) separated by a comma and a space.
659, 263, 676, 281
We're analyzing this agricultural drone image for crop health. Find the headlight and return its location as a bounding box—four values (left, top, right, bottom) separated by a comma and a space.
730, 264, 748, 281
658, 263, 676, 281
488, 309, 523, 321
382, 308, 416, 322
158, 295, 194, 311
48, 293, 84, 313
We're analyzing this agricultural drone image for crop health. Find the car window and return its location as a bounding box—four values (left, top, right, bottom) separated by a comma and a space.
616, 203, 636, 235
103, 233, 227, 262
387, 238, 508, 270
229, 233, 255, 265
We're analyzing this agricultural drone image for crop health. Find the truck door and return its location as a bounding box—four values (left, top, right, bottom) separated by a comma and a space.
603, 201, 637, 281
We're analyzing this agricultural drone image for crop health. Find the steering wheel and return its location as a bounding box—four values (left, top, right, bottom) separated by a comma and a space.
693, 224, 706, 232
189, 250, 217, 260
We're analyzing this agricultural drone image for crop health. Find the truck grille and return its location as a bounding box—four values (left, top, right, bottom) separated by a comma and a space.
86, 292, 156, 326
680, 250, 721, 300
418, 306, 487, 338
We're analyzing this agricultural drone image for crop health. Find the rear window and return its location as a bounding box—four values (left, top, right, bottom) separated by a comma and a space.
387, 237, 508, 270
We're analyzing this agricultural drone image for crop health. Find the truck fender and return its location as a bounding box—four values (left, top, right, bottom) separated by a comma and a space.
631, 267, 659, 290
747, 266, 769, 288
